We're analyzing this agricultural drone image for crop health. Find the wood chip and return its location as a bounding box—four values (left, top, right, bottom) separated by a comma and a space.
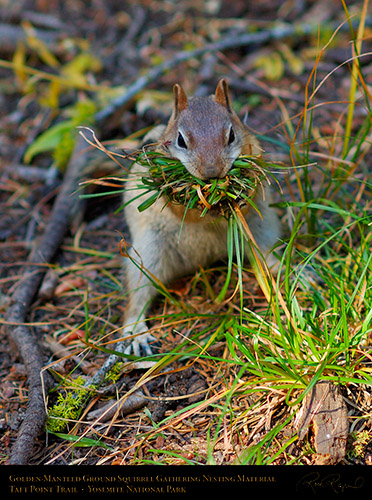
295, 381, 348, 464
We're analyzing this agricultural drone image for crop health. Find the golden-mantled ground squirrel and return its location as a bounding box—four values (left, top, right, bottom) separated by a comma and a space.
123, 79, 280, 355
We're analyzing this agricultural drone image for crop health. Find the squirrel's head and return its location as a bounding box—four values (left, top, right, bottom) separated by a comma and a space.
161, 79, 258, 180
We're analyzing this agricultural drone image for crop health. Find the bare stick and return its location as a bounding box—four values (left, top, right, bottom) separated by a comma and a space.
94, 23, 314, 123
5, 134, 91, 465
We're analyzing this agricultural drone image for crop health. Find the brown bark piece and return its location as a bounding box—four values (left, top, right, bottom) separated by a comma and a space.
295, 381, 348, 464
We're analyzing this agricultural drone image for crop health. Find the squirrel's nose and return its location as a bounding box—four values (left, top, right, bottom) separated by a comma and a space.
202, 162, 228, 180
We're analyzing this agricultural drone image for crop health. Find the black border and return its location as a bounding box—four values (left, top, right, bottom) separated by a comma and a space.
1, 465, 370, 498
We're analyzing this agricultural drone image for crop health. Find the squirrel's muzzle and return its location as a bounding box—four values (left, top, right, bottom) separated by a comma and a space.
197, 160, 232, 180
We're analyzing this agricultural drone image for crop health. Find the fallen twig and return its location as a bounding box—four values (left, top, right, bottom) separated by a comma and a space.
0, 22, 61, 55
94, 23, 314, 123
4, 134, 92, 465
95, 16, 372, 125
86, 391, 147, 422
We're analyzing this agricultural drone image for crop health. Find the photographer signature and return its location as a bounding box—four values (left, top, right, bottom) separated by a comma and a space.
297, 472, 364, 494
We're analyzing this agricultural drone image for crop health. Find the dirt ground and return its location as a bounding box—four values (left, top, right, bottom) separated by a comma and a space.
1, 0, 372, 469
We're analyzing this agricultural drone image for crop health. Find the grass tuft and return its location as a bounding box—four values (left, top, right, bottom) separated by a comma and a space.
131, 149, 282, 218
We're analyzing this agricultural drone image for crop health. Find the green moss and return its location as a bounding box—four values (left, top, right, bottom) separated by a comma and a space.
347, 430, 372, 458
104, 361, 125, 384
47, 376, 92, 433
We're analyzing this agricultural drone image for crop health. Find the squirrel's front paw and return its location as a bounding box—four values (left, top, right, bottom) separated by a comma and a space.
121, 321, 156, 356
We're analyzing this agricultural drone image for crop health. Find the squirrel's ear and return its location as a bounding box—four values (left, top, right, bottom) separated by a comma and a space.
214, 79, 232, 112
173, 83, 188, 115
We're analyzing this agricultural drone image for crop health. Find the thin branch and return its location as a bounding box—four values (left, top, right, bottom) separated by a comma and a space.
94, 23, 314, 124
4, 134, 91, 465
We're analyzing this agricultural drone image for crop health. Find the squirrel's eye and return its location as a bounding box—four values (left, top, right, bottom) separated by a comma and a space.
228, 127, 235, 145
177, 132, 188, 149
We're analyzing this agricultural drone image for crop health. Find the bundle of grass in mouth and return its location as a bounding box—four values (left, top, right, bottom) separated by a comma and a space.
131, 149, 275, 219
125, 147, 283, 304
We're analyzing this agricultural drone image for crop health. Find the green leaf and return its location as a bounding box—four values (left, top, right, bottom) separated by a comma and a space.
48, 431, 113, 449
253, 52, 285, 81
137, 191, 160, 212
24, 120, 74, 163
